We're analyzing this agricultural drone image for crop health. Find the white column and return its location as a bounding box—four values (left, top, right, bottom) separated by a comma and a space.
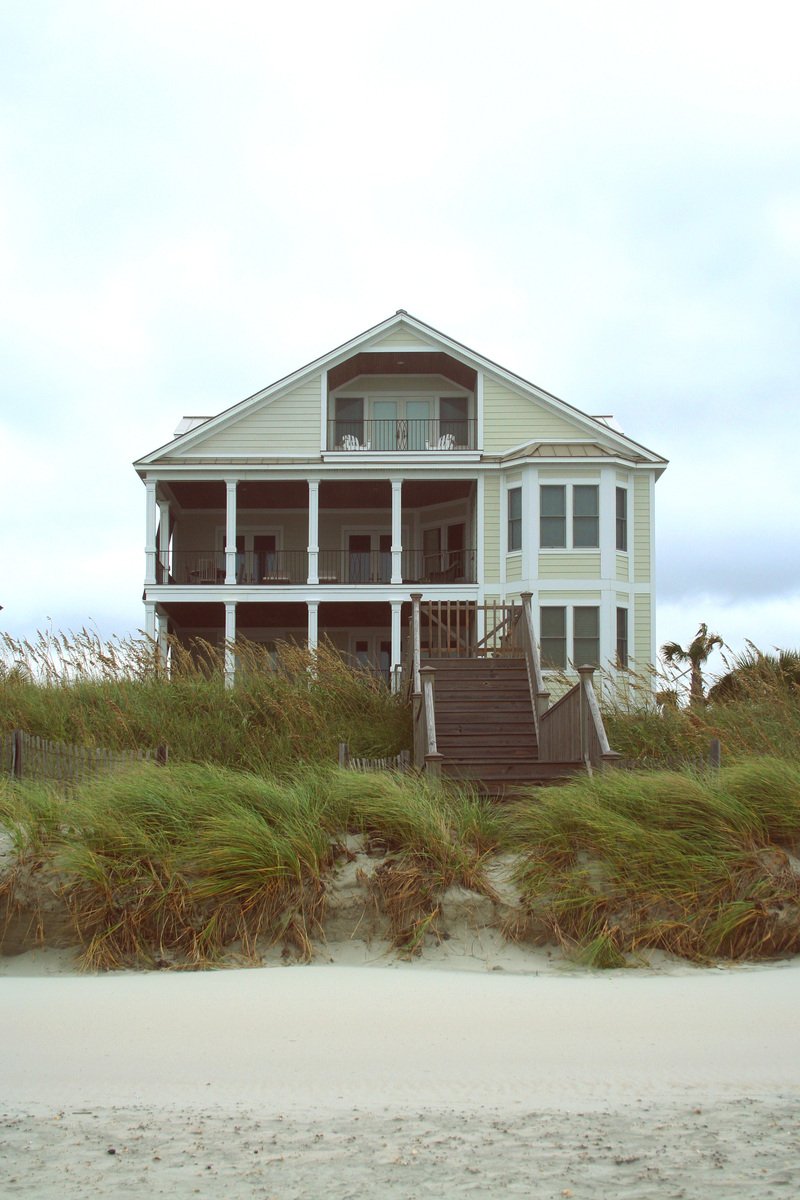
157, 610, 169, 672
224, 601, 236, 688
307, 478, 320, 584
144, 600, 157, 641
307, 600, 319, 652
521, 465, 532, 584
391, 477, 403, 584
476, 370, 484, 450
145, 479, 157, 586
390, 600, 403, 692
157, 499, 170, 583
225, 479, 238, 584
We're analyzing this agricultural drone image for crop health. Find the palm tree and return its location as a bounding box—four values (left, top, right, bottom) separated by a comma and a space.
661, 623, 723, 708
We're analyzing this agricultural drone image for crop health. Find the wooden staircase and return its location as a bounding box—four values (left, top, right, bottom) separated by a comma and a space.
428, 656, 584, 793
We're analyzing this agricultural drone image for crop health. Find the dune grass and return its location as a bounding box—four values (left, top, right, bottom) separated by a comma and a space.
502, 758, 800, 966
0, 631, 410, 773
0, 761, 503, 968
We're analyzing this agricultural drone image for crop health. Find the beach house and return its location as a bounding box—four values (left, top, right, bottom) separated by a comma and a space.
134, 311, 666, 692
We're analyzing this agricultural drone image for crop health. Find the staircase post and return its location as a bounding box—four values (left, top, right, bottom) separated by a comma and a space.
577, 665, 594, 768
410, 592, 422, 695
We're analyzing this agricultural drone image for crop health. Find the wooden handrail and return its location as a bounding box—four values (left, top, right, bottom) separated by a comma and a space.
518, 593, 550, 732
577, 665, 621, 770
418, 664, 443, 776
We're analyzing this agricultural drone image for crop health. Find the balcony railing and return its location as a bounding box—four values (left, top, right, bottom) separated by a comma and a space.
159, 550, 309, 585
327, 418, 477, 452
156, 548, 476, 586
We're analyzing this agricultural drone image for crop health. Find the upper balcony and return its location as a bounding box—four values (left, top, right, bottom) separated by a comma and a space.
327, 417, 477, 453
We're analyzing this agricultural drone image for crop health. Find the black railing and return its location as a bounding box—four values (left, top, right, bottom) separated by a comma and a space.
156, 547, 476, 586
328, 418, 476, 452
316, 548, 476, 584
160, 550, 309, 585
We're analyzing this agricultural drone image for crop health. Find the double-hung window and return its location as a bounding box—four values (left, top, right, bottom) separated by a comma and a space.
540, 604, 600, 670
507, 487, 522, 552
540, 485, 599, 548
616, 487, 628, 552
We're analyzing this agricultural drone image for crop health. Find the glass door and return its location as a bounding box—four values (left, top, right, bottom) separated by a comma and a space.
373, 400, 398, 451
406, 399, 431, 450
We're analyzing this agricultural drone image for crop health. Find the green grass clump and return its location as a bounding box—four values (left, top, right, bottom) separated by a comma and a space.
0, 761, 504, 967
501, 758, 800, 964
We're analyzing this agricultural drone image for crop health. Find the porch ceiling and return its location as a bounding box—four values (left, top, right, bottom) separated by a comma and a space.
168, 479, 473, 511
328, 351, 477, 392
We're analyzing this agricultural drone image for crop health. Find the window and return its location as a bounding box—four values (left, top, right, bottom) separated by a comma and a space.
335, 397, 364, 446
616, 607, 628, 667
574, 606, 600, 666
573, 486, 599, 548
540, 604, 600, 670
507, 487, 522, 552
616, 487, 628, 552
540, 486, 566, 547
541, 606, 567, 669
540, 484, 599, 549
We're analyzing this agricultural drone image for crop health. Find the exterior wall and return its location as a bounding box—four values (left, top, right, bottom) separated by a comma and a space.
175, 374, 323, 456
538, 551, 602, 579
482, 472, 501, 584
368, 327, 437, 349
616, 552, 629, 580
633, 592, 652, 670
633, 474, 651, 582
482, 376, 581, 452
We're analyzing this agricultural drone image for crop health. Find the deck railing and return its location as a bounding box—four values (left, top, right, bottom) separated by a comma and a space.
156, 549, 476, 586
327, 418, 477, 452
538, 666, 621, 772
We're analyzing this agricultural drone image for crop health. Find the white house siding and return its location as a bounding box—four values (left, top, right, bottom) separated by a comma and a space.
174, 375, 323, 457
482, 473, 501, 583
538, 552, 602, 579
482, 376, 579, 452
633, 474, 651, 583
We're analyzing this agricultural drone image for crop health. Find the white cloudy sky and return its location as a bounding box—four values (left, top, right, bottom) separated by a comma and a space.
1, 0, 798, 676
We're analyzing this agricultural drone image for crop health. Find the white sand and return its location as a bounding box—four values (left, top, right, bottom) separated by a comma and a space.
3, 957, 800, 1197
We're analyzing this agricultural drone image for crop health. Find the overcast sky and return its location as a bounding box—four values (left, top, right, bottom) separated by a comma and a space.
2, 0, 798, 679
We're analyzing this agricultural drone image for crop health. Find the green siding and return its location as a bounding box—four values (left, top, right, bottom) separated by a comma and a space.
482, 376, 582, 452
370, 326, 436, 349
506, 554, 522, 582
633, 475, 651, 582
483, 474, 501, 583
177, 375, 322, 456
634, 593, 652, 666
616, 552, 629, 580
538, 552, 602, 579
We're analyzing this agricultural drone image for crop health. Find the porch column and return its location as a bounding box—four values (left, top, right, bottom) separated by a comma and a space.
157, 499, 170, 583
307, 600, 319, 652
224, 601, 236, 688
390, 600, 403, 692
225, 479, 238, 584
145, 479, 157, 586
307, 478, 320, 585
156, 610, 169, 672
391, 477, 403, 584
144, 600, 157, 641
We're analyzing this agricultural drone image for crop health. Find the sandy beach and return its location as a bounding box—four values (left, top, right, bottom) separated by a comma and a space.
2, 952, 799, 1198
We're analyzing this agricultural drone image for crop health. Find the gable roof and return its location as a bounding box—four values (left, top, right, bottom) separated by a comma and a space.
134, 310, 667, 470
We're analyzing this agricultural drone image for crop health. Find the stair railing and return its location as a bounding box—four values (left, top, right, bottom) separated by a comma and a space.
409, 595, 443, 775
515, 593, 551, 743
538, 664, 621, 772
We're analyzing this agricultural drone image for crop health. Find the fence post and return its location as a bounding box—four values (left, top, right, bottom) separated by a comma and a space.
338, 741, 350, 768
156, 742, 169, 766
708, 738, 721, 770
12, 730, 23, 780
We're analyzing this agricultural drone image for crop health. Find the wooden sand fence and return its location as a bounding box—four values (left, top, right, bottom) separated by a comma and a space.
338, 743, 411, 773
1, 730, 167, 789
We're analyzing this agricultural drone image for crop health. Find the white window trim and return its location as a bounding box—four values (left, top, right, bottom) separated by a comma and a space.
538, 481, 601, 552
